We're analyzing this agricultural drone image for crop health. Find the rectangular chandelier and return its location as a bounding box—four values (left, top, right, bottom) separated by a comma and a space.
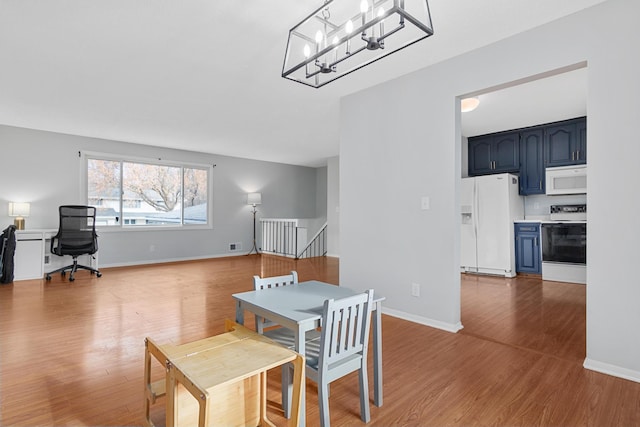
282, 0, 434, 88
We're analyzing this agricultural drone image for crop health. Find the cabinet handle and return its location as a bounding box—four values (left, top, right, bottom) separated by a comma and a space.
576, 149, 580, 160
539, 181, 542, 190
535, 237, 538, 246
572, 151, 575, 161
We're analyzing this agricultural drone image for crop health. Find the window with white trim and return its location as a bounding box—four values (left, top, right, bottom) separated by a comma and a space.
86, 155, 211, 228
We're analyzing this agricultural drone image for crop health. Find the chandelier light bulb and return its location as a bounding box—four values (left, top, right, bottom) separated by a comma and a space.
360, 0, 368, 14
345, 19, 353, 34
315, 30, 324, 44
332, 36, 339, 46
303, 44, 311, 58
378, 7, 385, 18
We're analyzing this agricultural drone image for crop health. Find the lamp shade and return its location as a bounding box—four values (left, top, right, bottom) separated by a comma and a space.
247, 193, 262, 206
8, 202, 30, 217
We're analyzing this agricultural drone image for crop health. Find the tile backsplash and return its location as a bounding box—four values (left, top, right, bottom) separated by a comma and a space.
524, 193, 587, 219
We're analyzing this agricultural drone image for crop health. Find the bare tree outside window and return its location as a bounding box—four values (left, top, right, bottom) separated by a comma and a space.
123, 162, 181, 212
183, 167, 208, 224
88, 159, 121, 225
87, 157, 209, 227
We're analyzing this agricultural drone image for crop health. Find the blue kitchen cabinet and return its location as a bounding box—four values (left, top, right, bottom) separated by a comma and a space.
545, 117, 587, 167
519, 127, 545, 195
468, 131, 519, 176
515, 223, 541, 274
576, 118, 587, 163
468, 135, 493, 175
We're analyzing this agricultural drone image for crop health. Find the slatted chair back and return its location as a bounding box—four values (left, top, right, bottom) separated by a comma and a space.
253, 271, 298, 332
304, 289, 374, 427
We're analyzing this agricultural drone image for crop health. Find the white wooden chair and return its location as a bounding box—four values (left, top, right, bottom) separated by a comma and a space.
304, 289, 374, 427
253, 271, 298, 333
253, 271, 322, 418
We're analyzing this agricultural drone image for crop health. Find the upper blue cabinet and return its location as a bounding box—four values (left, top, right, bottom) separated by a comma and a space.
545, 117, 587, 167
468, 131, 519, 176
467, 116, 587, 194
519, 127, 545, 195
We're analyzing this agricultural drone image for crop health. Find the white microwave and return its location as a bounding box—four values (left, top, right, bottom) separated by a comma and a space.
546, 165, 587, 195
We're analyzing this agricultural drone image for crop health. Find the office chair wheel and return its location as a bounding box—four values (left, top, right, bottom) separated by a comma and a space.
69, 276, 75, 282
61, 271, 66, 277
45, 274, 51, 281
96, 272, 102, 278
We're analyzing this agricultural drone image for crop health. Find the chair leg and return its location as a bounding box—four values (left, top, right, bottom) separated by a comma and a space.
281, 363, 292, 418
69, 258, 78, 281
358, 365, 371, 423
45, 257, 101, 282
318, 377, 331, 427
74, 263, 101, 277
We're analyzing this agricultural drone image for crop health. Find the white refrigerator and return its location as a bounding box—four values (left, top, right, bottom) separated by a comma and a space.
460, 173, 524, 278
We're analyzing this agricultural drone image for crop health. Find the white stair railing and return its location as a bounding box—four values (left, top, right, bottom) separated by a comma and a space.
260, 219, 304, 258
296, 222, 327, 259
259, 219, 327, 259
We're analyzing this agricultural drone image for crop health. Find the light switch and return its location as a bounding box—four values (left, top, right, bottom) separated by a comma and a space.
421, 196, 430, 210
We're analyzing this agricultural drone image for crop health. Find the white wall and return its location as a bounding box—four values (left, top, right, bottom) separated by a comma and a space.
0, 125, 324, 267
340, 0, 640, 382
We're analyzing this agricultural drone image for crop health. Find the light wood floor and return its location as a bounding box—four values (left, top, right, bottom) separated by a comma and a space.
1, 255, 638, 426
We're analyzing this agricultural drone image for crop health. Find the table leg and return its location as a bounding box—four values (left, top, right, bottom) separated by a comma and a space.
235, 300, 244, 325
284, 328, 306, 427
288, 354, 304, 427
373, 302, 383, 407
166, 363, 177, 427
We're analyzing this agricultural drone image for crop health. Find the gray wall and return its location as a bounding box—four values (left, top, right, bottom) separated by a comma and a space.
0, 125, 325, 267
340, 0, 640, 383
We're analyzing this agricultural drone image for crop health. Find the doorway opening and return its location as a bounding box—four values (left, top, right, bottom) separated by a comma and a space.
457, 63, 588, 363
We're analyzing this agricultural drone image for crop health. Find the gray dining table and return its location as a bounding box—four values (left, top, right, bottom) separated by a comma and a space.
232, 280, 385, 427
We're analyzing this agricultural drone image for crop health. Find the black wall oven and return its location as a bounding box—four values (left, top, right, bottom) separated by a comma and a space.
541, 222, 587, 265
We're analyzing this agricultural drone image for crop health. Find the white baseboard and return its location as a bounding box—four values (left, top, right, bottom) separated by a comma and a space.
101, 253, 341, 269
382, 307, 463, 333
99, 252, 238, 269
583, 358, 640, 384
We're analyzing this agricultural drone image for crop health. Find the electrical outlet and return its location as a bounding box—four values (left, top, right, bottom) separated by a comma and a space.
411, 283, 420, 297
149, 244, 156, 252
421, 196, 430, 210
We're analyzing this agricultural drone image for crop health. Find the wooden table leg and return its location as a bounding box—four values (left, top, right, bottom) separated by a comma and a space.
288, 354, 304, 427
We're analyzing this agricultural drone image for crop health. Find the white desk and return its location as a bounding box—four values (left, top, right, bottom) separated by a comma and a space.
14, 229, 98, 281
233, 281, 385, 427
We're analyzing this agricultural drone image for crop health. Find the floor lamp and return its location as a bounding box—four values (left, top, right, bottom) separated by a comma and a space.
247, 193, 261, 255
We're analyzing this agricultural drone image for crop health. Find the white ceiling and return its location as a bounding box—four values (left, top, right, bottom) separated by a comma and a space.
462, 66, 588, 138
0, 0, 602, 167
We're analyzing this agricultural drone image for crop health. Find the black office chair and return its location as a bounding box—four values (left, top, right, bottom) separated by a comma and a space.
45, 205, 102, 282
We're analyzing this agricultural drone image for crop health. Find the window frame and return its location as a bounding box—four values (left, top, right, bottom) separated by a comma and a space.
82, 151, 213, 232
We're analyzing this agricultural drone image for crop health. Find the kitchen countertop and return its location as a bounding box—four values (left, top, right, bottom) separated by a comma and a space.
515, 217, 546, 223
515, 218, 587, 224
